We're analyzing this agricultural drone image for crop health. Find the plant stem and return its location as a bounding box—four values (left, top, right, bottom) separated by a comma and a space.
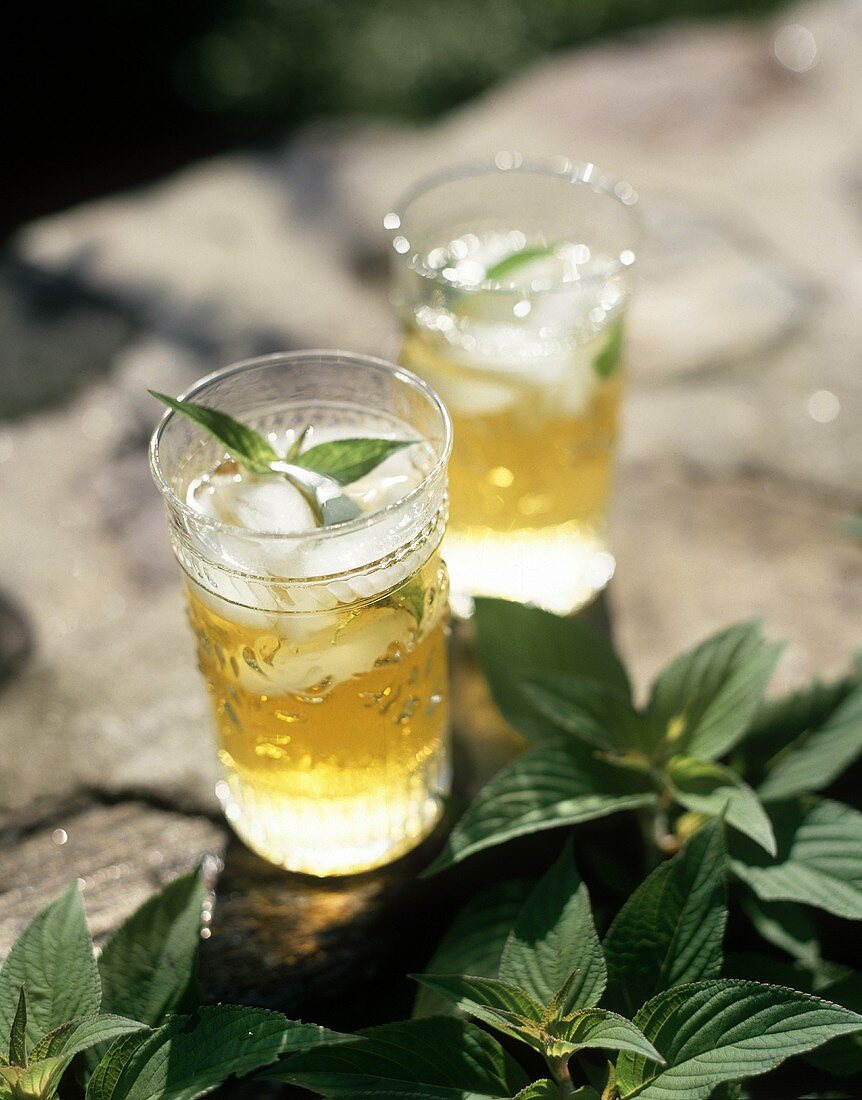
547, 1053, 577, 1095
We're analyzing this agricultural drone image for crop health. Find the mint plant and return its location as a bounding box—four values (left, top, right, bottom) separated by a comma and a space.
269, 825, 861, 1097
426, 601, 862, 938
0, 875, 348, 1100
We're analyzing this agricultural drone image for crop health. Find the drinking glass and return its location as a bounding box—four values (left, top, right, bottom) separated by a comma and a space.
150, 351, 452, 876
387, 155, 639, 615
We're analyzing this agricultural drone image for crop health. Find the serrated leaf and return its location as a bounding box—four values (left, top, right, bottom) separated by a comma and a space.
730, 798, 862, 920
293, 437, 417, 485
0, 883, 100, 1048
149, 392, 280, 475
411, 975, 544, 1049
603, 820, 727, 1017
513, 1081, 571, 1099
413, 881, 532, 1019
521, 674, 642, 752
665, 756, 775, 855
8, 987, 27, 1066
10, 1016, 145, 1100
545, 1008, 663, 1063
499, 843, 606, 1013
646, 623, 782, 759
739, 670, 860, 782
592, 316, 625, 379
424, 737, 657, 874
615, 980, 862, 1099
268, 1016, 530, 1098
804, 970, 862, 1077
757, 681, 862, 801
86, 1006, 348, 1100
98, 871, 206, 1026
29, 1014, 146, 1064
473, 599, 631, 742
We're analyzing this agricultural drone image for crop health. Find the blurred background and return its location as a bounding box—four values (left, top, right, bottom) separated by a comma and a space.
8, 0, 785, 236
1, 0, 860, 1013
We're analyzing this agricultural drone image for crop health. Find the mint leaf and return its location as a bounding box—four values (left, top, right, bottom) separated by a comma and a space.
615, 980, 862, 1099
646, 623, 782, 759
730, 798, 862, 919
413, 881, 532, 1019
0, 883, 100, 1049
804, 970, 862, 1077
665, 756, 776, 855
757, 681, 862, 801
28, 1014, 146, 1064
268, 1016, 530, 1098
474, 599, 631, 742
603, 820, 727, 1017
8, 988, 27, 1066
740, 669, 860, 782
521, 674, 642, 752
98, 870, 206, 1026
513, 1082, 572, 1099
149, 392, 280, 475
424, 737, 657, 874
592, 317, 624, 379
483, 245, 558, 284
544, 1008, 662, 1063
411, 975, 545, 1049
86, 1006, 347, 1100
293, 437, 417, 485
498, 843, 606, 1013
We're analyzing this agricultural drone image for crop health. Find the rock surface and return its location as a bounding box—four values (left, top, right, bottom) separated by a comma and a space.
1, 0, 859, 962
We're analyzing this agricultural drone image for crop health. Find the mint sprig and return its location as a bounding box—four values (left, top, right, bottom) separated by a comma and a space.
150, 390, 418, 527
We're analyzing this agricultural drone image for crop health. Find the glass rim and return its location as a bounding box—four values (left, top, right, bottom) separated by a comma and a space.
385, 153, 642, 294
149, 349, 453, 542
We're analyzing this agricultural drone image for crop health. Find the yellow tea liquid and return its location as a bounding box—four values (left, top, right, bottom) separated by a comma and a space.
401, 324, 622, 615
186, 551, 450, 875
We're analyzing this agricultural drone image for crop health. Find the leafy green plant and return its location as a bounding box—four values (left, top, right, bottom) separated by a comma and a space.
268, 824, 861, 1097
0, 875, 347, 1100
426, 601, 862, 936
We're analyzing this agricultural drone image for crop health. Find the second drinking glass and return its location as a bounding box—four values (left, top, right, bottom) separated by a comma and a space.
387, 156, 640, 616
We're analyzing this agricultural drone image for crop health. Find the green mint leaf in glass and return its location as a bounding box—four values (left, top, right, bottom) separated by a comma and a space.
483, 244, 558, 284
292, 437, 418, 485
730, 797, 862, 920
665, 756, 776, 855
266, 1016, 530, 1098
0, 883, 100, 1050
423, 736, 657, 875
615, 980, 862, 1100
592, 316, 625, 379
498, 842, 606, 1014
150, 391, 417, 527
413, 880, 532, 1019
149, 391, 280, 476
97, 869, 206, 1026
603, 819, 727, 1017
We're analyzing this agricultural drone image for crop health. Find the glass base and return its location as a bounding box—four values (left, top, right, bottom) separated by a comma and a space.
445, 524, 615, 618
215, 754, 451, 876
